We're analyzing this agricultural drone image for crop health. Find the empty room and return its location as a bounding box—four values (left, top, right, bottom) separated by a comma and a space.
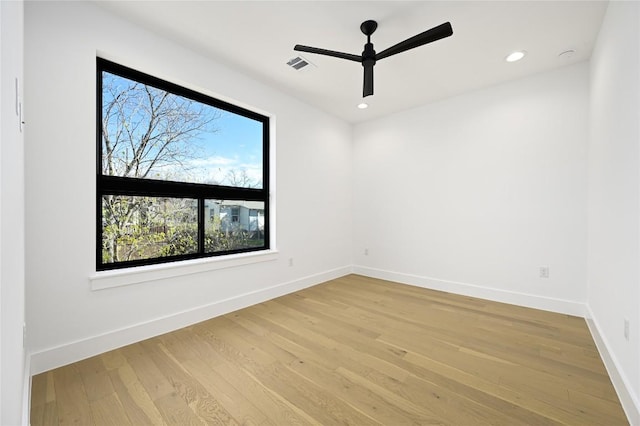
1, 0, 639, 424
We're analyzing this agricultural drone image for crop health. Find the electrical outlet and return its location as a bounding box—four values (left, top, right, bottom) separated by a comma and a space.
624, 319, 629, 341
288, 258, 293, 267
539, 266, 549, 278
364, 248, 369, 256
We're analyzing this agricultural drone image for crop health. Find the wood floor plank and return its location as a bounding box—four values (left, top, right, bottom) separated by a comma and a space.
142, 340, 239, 426
153, 392, 206, 426
240, 308, 453, 424
100, 350, 127, 371
51, 364, 94, 425
30, 274, 629, 426
252, 295, 553, 425
89, 393, 132, 426
30, 401, 59, 426
30, 371, 59, 426
181, 356, 269, 426
192, 333, 317, 425
121, 348, 175, 402
402, 347, 603, 425
163, 323, 315, 425
31, 372, 48, 408
192, 320, 378, 425
108, 367, 161, 425
312, 279, 618, 403
76, 356, 115, 402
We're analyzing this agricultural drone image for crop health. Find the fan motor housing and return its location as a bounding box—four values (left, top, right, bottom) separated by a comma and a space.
362, 43, 376, 66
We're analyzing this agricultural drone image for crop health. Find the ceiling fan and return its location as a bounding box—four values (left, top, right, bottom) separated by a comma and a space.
294, 20, 453, 98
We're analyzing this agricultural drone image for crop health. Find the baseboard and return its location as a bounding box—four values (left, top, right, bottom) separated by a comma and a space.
30, 266, 351, 375
352, 265, 586, 316
585, 306, 640, 425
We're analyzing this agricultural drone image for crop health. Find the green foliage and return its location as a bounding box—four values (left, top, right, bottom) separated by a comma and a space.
102, 196, 198, 264
205, 227, 251, 253
160, 226, 198, 257
101, 197, 263, 264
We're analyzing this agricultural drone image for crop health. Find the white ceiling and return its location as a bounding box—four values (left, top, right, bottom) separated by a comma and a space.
95, 1, 608, 123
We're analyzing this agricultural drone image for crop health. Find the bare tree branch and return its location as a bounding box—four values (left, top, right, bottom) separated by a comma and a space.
101, 73, 221, 262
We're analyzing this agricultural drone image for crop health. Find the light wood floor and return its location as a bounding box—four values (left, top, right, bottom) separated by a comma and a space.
30, 274, 628, 425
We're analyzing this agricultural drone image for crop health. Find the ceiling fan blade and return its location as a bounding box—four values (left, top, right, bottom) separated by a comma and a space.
376, 22, 453, 61
294, 45, 362, 62
363, 63, 374, 97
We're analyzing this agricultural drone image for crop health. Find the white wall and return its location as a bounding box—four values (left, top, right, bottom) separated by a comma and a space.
21, 1, 640, 422
0, 0, 27, 424
353, 63, 589, 315
24, 1, 352, 373
587, 1, 640, 422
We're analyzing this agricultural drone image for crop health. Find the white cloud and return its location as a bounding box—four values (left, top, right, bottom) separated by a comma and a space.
188, 155, 237, 167
148, 156, 262, 188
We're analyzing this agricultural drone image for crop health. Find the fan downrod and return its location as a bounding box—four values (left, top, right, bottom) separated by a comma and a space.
360, 20, 378, 36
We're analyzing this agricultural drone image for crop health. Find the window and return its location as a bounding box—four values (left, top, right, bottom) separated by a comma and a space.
231, 207, 240, 223
97, 58, 269, 270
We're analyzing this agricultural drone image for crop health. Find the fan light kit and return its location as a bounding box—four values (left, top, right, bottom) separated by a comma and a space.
357, 102, 369, 109
295, 19, 453, 98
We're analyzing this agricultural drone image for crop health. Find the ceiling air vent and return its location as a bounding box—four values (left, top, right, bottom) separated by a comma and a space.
286, 56, 314, 71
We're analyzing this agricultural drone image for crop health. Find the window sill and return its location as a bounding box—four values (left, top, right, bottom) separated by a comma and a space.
89, 250, 279, 291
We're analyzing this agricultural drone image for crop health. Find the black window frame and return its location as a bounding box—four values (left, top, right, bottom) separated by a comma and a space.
96, 58, 270, 271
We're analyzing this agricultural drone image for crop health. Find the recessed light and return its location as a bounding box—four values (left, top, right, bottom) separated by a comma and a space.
505, 50, 526, 62
357, 102, 369, 109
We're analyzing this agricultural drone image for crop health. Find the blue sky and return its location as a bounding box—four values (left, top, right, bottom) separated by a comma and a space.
194, 109, 264, 187
102, 71, 264, 188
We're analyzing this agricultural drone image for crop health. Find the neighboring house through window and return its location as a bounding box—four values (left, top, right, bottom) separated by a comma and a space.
97, 58, 270, 270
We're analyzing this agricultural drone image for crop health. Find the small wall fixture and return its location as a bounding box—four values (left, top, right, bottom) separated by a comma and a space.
505, 50, 526, 62
357, 103, 369, 109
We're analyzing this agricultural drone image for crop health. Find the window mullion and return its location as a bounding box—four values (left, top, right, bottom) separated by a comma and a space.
198, 199, 205, 255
